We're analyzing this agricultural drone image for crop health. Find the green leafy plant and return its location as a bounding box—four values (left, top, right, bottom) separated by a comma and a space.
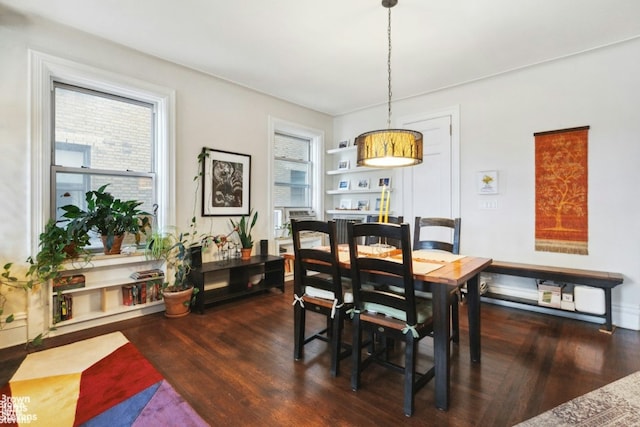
61, 184, 151, 252
26, 219, 91, 283
230, 209, 258, 249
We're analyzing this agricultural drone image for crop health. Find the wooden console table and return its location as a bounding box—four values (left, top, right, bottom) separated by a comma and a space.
189, 255, 285, 313
483, 261, 623, 332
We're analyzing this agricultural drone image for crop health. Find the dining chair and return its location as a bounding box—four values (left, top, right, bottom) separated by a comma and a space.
365, 215, 404, 247
347, 221, 435, 417
413, 217, 462, 343
291, 219, 352, 377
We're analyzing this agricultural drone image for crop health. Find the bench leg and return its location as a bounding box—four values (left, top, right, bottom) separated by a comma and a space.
599, 288, 615, 334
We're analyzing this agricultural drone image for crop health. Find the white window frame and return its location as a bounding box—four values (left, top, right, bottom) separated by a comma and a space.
29, 50, 176, 254
267, 117, 324, 241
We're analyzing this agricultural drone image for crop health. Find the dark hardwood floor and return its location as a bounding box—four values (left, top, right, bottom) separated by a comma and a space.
2, 281, 639, 426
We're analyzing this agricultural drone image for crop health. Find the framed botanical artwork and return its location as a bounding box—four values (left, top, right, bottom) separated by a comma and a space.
201, 147, 251, 216
377, 177, 391, 188
477, 170, 498, 194
338, 179, 350, 190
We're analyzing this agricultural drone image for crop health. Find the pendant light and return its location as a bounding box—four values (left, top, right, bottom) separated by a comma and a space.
356, 0, 423, 168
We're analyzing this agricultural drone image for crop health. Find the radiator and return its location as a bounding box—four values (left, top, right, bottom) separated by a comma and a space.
334, 218, 362, 244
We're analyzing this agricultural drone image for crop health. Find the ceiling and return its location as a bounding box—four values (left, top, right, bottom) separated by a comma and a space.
2, 0, 640, 116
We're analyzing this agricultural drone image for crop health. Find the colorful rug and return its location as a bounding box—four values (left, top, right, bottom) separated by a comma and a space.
0, 332, 208, 426
516, 371, 640, 426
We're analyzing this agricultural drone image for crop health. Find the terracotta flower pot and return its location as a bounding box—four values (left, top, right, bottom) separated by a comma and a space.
240, 247, 252, 260
101, 234, 125, 255
163, 287, 194, 318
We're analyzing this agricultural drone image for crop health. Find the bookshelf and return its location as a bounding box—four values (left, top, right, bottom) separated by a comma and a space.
47, 253, 166, 336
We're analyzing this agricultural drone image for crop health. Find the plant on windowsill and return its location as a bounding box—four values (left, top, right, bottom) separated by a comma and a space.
61, 184, 151, 255
230, 209, 258, 260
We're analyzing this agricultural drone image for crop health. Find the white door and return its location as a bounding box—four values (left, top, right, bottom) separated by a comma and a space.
400, 110, 459, 229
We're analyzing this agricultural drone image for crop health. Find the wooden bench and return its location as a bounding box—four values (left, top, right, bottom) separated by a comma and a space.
483, 261, 624, 333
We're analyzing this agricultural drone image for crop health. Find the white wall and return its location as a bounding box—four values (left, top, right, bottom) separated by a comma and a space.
0, 15, 332, 347
335, 38, 640, 330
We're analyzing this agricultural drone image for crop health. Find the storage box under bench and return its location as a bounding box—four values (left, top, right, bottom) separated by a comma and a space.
484, 261, 623, 333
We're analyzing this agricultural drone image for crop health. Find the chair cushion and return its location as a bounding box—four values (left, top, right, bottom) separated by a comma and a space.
363, 299, 432, 324
305, 282, 353, 304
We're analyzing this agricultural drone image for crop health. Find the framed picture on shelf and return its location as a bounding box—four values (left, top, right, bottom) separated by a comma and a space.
338, 140, 349, 149
357, 200, 369, 211
201, 147, 251, 216
375, 198, 382, 211
339, 199, 352, 210
338, 179, 350, 190
377, 177, 391, 188
356, 178, 370, 190
338, 160, 350, 170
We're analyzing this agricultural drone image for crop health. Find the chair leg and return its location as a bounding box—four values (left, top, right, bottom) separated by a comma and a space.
403, 334, 416, 417
351, 315, 362, 391
294, 304, 305, 360
330, 312, 342, 377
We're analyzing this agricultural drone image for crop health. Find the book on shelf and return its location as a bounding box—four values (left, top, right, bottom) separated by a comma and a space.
130, 269, 165, 280
53, 274, 85, 291
52, 294, 73, 323
122, 279, 162, 306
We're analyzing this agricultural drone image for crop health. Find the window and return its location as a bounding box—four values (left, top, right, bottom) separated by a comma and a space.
30, 51, 175, 253
52, 83, 155, 237
273, 132, 311, 208
268, 118, 324, 234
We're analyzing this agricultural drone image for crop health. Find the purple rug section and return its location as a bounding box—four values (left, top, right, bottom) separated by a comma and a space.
133, 380, 209, 427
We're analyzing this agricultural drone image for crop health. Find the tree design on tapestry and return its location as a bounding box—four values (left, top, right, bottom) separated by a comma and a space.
534, 126, 589, 255
537, 140, 586, 230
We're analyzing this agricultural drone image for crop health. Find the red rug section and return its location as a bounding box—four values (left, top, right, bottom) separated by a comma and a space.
74, 342, 163, 426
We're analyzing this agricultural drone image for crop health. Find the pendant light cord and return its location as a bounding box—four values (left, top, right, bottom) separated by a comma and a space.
387, 6, 392, 129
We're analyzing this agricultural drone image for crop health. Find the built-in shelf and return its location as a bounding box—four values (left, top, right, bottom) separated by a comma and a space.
327, 146, 357, 155
326, 188, 392, 195
327, 167, 376, 175
326, 209, 396, 216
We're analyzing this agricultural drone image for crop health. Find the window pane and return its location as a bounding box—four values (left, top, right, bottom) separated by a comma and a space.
274, 159, 310, 207
274, 133, 309, 161
273, 132, 311, 207
54, 84, 153, 173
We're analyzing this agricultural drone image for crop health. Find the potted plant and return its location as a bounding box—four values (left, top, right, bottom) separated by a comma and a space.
230, 209, 258, 260
26, 219, 91, 281
61, 184, 151, 255
145, 228, 200, 318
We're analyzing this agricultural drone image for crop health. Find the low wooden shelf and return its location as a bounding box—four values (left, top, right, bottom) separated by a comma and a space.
189, 255, 285, 313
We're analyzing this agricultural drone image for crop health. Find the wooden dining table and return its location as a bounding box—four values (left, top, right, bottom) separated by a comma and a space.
287, 245, 492, 411
335, 246, 492, 411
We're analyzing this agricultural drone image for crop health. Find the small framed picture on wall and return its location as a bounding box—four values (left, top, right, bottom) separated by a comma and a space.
338, 179, 350, 190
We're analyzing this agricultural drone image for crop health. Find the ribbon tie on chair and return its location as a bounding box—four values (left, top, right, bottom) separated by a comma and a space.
331, 299, 344, 319
347, 308, 360, 319
292, 294, 305, 308
402, 324, 419, 338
